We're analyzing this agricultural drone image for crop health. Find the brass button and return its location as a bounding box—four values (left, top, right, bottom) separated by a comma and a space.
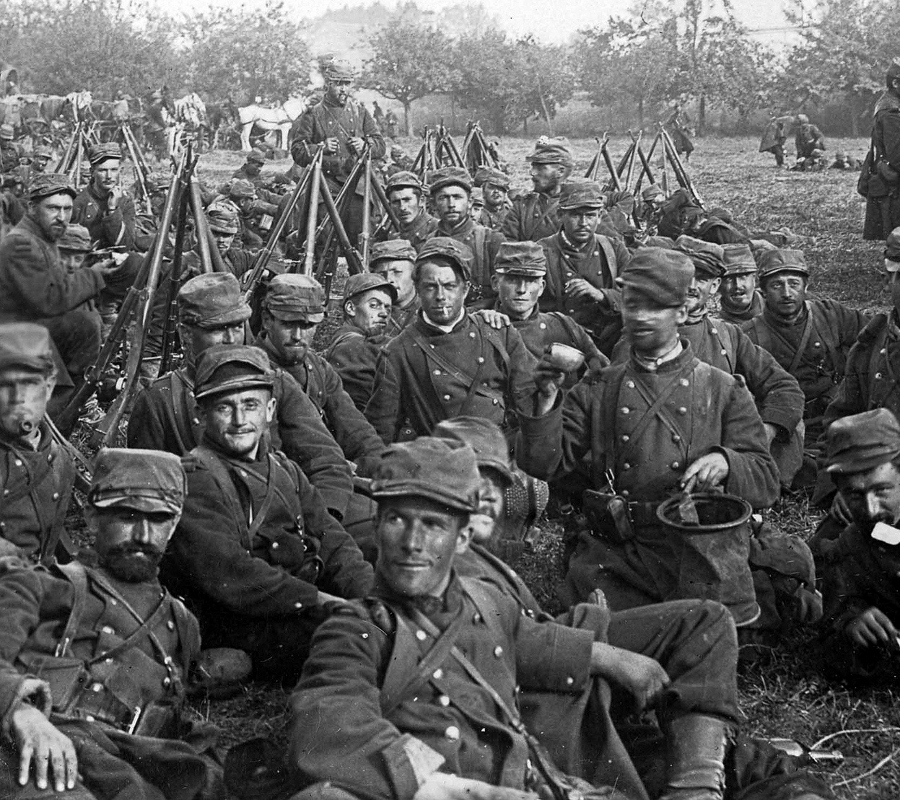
623, 462, 631, 470
671, 461, 680, 470
539, 323, 546, 330
433, 369, 441, 375
678, 407, 687, 415
167, 620, 175, 631
680, 379, 689, 387
477, 357, 484, 363
493, 646, 503, 657
163, 677, 171, 687
416, 630, 427, 641
294, 602, 303, 609
672, 434, 681, 443
443, 394, 451, 401
433, 668, 444, 679
445, 726, 460, 741
621, 435, 629, 442
620, 407, 630, 415
438, 695, 450, 707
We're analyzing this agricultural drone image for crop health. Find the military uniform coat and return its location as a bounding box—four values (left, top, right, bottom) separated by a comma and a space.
863, 90, 900, 240
385, 296, 421, 336
324, 324, 388, 413
365, 313, 538, 444
374, 210, 438, 253
500, 191, 560, 242
71, 183, 136, 251
430, 218, 505, 308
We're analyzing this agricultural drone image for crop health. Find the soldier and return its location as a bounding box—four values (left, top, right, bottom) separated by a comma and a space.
759, 116, 790, 168
426, 166, 504, 309
324, 272, 396, 413
369, 239, 420, 333
716, 242, 764, 324
128, 272, 355, 521
817, 409, 900, 682
501, 136, 573, 242
863, 60, 900, 242
161, 345, 373, 681
0, 323, 75, 564
0, 123, 20, 173
144, 89, 170, 161
473, 166, 510, 230
184, 203, 254, 278
380, 170, 437, 251
290, 59, 385, 247
225, 179, 277, 252
232, 147, 268, 185
278, 437, 832, 800
0, 447, 222, 799
538, 179, 631, 355
18, 144, 52, 186
71, 143, 135, 252
365, 237, 537, 443
518, 248, 780, 614
0, 174, 121, 418
793, 114, 826, 170
742, 249, 869, 460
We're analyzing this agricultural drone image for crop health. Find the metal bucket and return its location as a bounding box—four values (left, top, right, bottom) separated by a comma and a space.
656, 492, 760, 627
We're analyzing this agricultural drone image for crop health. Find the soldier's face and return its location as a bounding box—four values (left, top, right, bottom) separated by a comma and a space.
483, 183, 507, 209
468, 469, 506, 545
32, 155, 50, 172
201, 388, 276, 459
245, 160, 263, 177
622, 286, 687, 355
0, 368, 55, 439
530, 163, 563, 193
375, 497, 471, 598
59, 250, 87, 274
326, 79, 352, 106
836, 462, 900, 526
720, 272, 757, 311
762, 273, 807, 319
212, 230, 236, 255
561, 208, 600, 244
434, 186, 470, 227
389, 188, 422, 226
686, 274, 720, 315
29, 193, 73, 242
493, 274, 545, 321
263, 312, 317, 365
90, 506, 180, 582
92, 159, 120, 194
373, 259, 416, 305
346, 289, 392, 335
181, 322, 245, 365
416, 262, 467, 325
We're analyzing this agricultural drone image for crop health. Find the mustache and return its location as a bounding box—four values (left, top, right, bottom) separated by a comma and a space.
105, 542, 165, 560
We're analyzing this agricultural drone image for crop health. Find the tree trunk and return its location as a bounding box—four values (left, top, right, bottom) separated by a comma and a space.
403, 101, 412, 137
638, 96, 645, 128
698, 94, 706, 137
523, 117, 528, 136
850, 93, 860, 138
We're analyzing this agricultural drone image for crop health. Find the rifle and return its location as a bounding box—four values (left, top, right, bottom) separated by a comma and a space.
360, 149, 372, 266
659, 124, 703, 207
303, 151, 323, 276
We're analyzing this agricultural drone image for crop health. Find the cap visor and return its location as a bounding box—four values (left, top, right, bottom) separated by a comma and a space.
371, 481, 475, 512
91, 495, 181, 514
194, 376, 274, 401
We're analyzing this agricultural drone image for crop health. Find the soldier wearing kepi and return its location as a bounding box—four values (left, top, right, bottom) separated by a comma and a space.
71, 143, 135, 252
538, 179, 631, 356
369, 239, 420, 334
863, 60, 900, 242
365, 237, 537, 444
0, 447, 222, 800
519, 248, 780, 615
163, 345, 372, 681
817, 409, 900, 682
378, 171, 438, 252
128, 272, 355, 521
0, 323, 75, 564
501, 136, 574, 242
716, 243, 764, 324
290, 58, 385, 247
473, 166, 511, 230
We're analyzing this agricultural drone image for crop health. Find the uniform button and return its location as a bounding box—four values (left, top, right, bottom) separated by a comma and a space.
472, 612, 482, 623
876, 372, 883, 379
680, 379, 689, 387
710, 327, 718, 334
167, 620, 175, 630
105, 658, 113, 665
491, 398, 499, 405
626, 380, 635, 389
433, 668, 444, 679
672, 434, 681, 443
443, 394, 451, 401
671, 461, 680, 470
720, 349, 727, 355
477, 356, 484, 364
438, 695, 450, 707
566, 676, 575, 686
14, 459, 21, 467
493, 646, 503, 657
294, 602, 303, 609
881, 348, 887, 355
416, 630, 428, 641
91, 683, 104, 693
361, 632, 369, 639
593, 250, 599, 256
163, 677, 172, 687
271, 541, 280, 549
813, 342, 821, 348
620, 407, 630, 415
2, 489, 7, 496
469, 332, 476, 339
621, 490, 630, 497
623, 462, 631, 470
539, 323, 546, 330
85, 715, 95, 722
101, 625, 115, 635
444, 726, 461, 741
678, 407, 687, 415
433, 369, 441, 375
192, 418, 200, 425
52, 492, 60, 500
565, 272, 573, 278
621, 435, 629, 442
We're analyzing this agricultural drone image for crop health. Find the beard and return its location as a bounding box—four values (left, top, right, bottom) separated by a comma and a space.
101, 543, 164, 582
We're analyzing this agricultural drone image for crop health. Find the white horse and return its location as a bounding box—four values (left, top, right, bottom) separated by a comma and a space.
238, 96, 306, 151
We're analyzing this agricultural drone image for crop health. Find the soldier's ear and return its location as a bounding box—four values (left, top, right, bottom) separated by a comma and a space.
265, 395, 277, 424
454, 516, 473, 555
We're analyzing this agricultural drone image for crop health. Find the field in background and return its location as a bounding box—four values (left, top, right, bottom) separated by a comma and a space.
199, 136, 899, 799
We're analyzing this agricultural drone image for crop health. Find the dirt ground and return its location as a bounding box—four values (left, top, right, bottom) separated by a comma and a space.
161, 136, 899, 797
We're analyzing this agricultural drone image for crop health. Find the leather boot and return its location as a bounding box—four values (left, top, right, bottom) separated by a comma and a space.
658, 714, 732, 800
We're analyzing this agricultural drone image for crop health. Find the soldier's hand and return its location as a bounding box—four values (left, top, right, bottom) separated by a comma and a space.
681, 452, 729, 492
414, 772, 538, 800
12, 704, 78, 792
93, 257, 123, 280
846, 607, 900, 649
590, 643, 670, 710
533, 354, 565, 415
474, 309, 510, 329
565, 278, 605, 304
324, 137, 340, 155
347, 137, 365, 155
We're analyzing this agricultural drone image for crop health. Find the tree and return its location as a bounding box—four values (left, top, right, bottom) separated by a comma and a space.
363, 15, 455, 136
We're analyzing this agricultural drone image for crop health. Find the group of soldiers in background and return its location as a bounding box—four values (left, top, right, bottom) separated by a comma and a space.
1, 55, 900, 800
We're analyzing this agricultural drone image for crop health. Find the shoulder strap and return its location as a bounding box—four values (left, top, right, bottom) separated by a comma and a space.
54, 562, 89, 658
595, 236, 619, 282
589, 368, 625, 487
787, 305, 816, 374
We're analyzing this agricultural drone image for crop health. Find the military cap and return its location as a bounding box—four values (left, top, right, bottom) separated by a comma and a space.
722, 243, 758, 277
265, 274, 326, 322
428, 166, 472, 195
323, 59, 356, 81
89, 448, 185, 514
0, 323, 55, 373
247, 148, 267, 164
229, 179, 256, 199
473, 167, 510, 190
885, 227, 900, 272
57, 224, 92, 253
194, 344, 274, 401
32, 145, 52, 159
344, 272, 397, 304
208, 203, 240, 235
0, 124, 13, 141
641, 184, 664, 202
369, 239, 416, 266
470, 187, 484, 204
757, 249, 809, 281
28, 173, 76, 201
433, 417, 514, 486
559, 179, 604, 211
177, 273, 252, 328
525, 136, 573, 167
416, 237, 473, 282
385, 170, 424, 195
494, 241, 546, 276
675, 235, 725, 279
370, 437, 480, 512
825, 409, 900, 474
617, 247, 693, 307
88, 143, 122, 166
390, 145, 405, 158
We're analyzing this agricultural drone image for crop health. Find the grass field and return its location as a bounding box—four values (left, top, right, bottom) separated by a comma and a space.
188, 136, 897, 798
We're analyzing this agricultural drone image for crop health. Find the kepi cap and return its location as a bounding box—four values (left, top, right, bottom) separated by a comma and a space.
369, 239, 416, 266
89, 448, 185, 514
208, 202, 240, 235
370, 437, 480, 512
525, 136, 573, 167
416, 237, 472, 282
344, 272, 397, 303
178, 273, 252, 328
617, 248, 693, 307
722, 243, 758, 276
428, 166, 472, 195
0, 124, 13, 141
385, 171, 423, 194
88, 143, 121, 166
494, 241, 546, 276
57, 224, 92, 253
675, 235, 725, 279
28, 173, 76, 201
559, 178, 604, 211
757, 249, 809, 281
323, 59, 356, 81
433, 417, 514, 486
229, 179, 256, 199
265, 274, 326, 322
473, 167, 510, 190
825, 409, 900, 474
194, 344, 274, 401
0, 323, 55, 373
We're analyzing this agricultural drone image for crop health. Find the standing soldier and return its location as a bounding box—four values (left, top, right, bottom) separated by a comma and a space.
369, 239, 420, 334
759, 116, 790, 168
500, 137, 573, 242
290, 59, 385, 248
379, 171, 437, 251
473, 166, 511, 230
144, 89, 170, 161
71, 143, 135, 252
716, 243, 764, 324
0, 123, 20, 173
863, 60, 900, 242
